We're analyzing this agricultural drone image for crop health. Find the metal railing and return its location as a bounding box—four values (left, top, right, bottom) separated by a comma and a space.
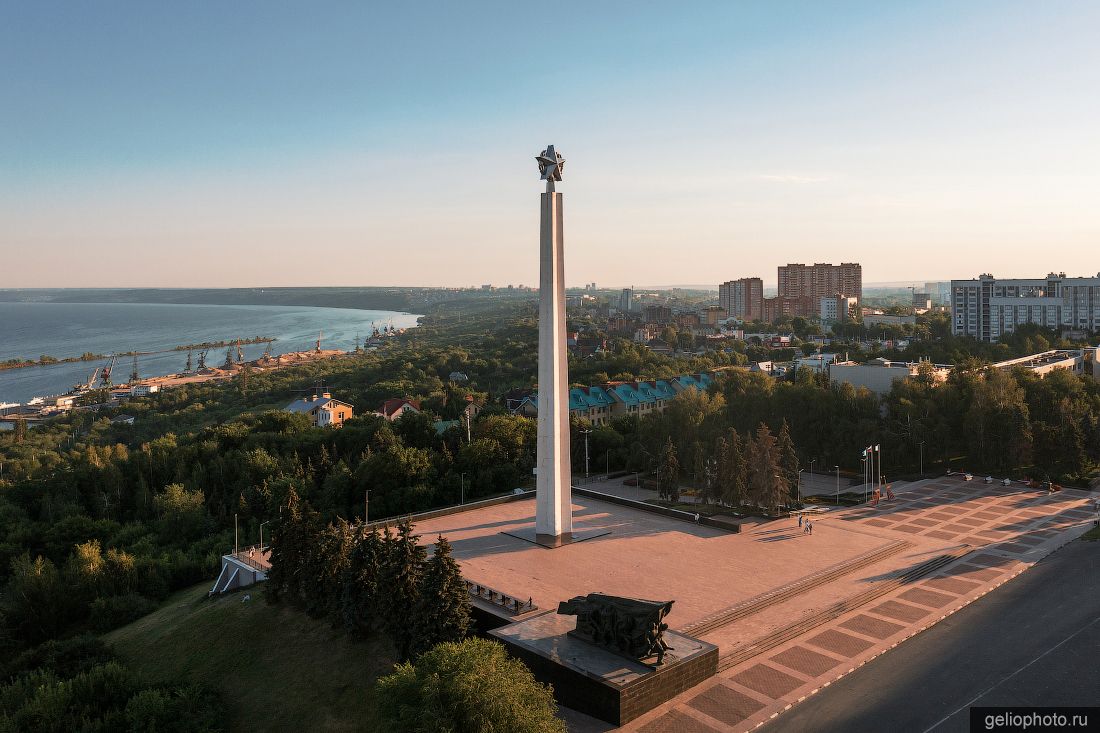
230, 544, 271, 572
465, 579, 537, 615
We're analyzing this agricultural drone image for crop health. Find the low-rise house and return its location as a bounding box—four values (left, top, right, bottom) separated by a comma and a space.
112, 414, 136, 426
286, 392, 354, 427
131, 384, 160, 397
374, 397, 420, 422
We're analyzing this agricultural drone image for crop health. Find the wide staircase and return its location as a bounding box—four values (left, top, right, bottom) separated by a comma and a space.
716, 545, 972, 671
681, 538, 911, 638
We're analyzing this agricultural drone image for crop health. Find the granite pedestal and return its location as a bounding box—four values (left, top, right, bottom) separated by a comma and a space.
489, 612, 717, 725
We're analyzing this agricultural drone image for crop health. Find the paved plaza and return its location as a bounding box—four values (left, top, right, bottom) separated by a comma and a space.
622, 477, 1096, 733
411, 477, 1095, 732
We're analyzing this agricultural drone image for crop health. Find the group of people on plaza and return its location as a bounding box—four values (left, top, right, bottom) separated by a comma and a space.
798, 514, 814, 534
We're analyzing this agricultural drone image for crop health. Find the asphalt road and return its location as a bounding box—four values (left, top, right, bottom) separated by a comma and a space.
768, 537, 1100, 733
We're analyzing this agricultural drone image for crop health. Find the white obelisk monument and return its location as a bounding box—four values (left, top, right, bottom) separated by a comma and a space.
535, 145, 573, 547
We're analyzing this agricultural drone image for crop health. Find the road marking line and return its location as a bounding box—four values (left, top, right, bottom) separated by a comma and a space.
920, 613, 1100, 733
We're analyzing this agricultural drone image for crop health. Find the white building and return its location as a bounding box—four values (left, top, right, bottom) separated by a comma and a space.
828, 358, 950, 395
951, 273, 1100, 342
820, 294, 859, 323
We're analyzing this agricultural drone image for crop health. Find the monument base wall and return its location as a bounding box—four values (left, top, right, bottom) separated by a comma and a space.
489, 613, 717, 725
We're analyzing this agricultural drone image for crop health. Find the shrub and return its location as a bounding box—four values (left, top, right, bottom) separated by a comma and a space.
374, 637, 564, 733
89, 593, 158, 632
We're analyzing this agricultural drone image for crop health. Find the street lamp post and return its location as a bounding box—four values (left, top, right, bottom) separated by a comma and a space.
580, 428, 591, 480
918, 441, 925, 477
797, 468, 805, 504
835, 465, 840, 505
605, 449, 610, 477
259, 520, 271, 551
460, 473, 466, 505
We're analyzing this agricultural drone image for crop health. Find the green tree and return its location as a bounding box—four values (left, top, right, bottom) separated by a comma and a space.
410, 535, 471, 658
657, 436, 680, 502
374, 637, 565, 733
776, 420, 800, 503
378, 521, 427, 660
746, 424, 788, 513
341, 527, 385, 638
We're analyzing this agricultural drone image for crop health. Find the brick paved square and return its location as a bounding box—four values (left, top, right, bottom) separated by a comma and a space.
870, 600, 932, 623
866, 518, 893, 527
898, 587, 956, 608
955, 517, 985, 527
770, 645, 843, 677
974, 510, 1001, 519
686, 683, 765, 727
949, 564, 1002, 581
960, 536, 989, 545
1014, 535, 1044, 546
839, 613, 905, 640
806, 629, 875, 657
729, 663, 806, 699
925, 576, 982, 595
967, 553, 1015, 567
909, 518, 938, 527
639, 708, 721, 733
893, 524, 926, 534
978, 529, 1007, 538
946, 523, 975, 532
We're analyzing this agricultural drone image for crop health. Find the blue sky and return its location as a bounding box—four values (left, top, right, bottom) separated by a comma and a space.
2, 2, 1098, 288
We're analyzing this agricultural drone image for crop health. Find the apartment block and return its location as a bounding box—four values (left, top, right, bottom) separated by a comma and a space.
718, 277, 763, 321
951, 273, 1100, 342
778, 263, 862, 302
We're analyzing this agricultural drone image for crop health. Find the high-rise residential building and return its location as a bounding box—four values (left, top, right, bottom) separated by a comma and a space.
925, 282, 951, 305
778, 263, 862, 303
619, 287, 633, 313
718, 277, 764, 321
951, 272, 1100, 342
912, 292, 932, 311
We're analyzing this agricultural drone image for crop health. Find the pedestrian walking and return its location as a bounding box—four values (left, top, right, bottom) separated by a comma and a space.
694, 512, 700, 524
808, 520, 814, 535
798, 515, 803, 528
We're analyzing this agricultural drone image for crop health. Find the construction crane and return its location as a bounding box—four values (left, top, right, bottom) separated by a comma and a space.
185, 349, 193, 373
100, 355, 117, 388
73, 367, 100, 393
315, 330, 323, 353
129, 355, 139, 384
197, 350, 208, 370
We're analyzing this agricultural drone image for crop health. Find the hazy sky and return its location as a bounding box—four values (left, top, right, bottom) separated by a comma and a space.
3, 2, 1099, 289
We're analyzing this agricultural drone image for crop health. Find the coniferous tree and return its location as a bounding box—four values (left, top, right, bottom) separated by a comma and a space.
717, 428, 746, 507
379, 520, 426, 660
410, 535, 471, 658
658, 436, 680, 502
776, 420, 800, 503
746, 423, 788, 513
265, 486, 303, 604
342, 526, 385, 637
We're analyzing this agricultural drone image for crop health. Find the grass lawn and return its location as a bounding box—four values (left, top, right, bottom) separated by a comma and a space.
1082, 525, 1100, 541
104, 583, 395, 732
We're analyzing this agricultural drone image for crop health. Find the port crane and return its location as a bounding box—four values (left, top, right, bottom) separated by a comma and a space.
129, 355, 139, 384
197, 350, 208, 370
185, 349, 193, 373
315, 330, 323, 353
100, 355, 117, 388
236, 339, 244, 363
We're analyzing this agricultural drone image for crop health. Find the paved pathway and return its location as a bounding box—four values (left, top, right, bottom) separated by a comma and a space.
619, 477, 1096, 733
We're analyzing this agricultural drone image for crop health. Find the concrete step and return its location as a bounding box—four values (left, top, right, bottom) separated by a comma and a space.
716, 545, 972, 672
682, 539, 911, 638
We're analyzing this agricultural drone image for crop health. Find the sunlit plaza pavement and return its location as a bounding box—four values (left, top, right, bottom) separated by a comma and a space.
619, 477, 1097, 733
417, 475, 1096, 732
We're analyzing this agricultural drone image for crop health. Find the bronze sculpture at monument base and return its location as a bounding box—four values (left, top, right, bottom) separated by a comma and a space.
557, 593, 674, 666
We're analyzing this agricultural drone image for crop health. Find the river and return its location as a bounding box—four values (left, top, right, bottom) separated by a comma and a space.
0, 302, 420, 404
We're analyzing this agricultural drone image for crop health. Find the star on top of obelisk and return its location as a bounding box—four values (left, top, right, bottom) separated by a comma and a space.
536, 145, 565, 191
